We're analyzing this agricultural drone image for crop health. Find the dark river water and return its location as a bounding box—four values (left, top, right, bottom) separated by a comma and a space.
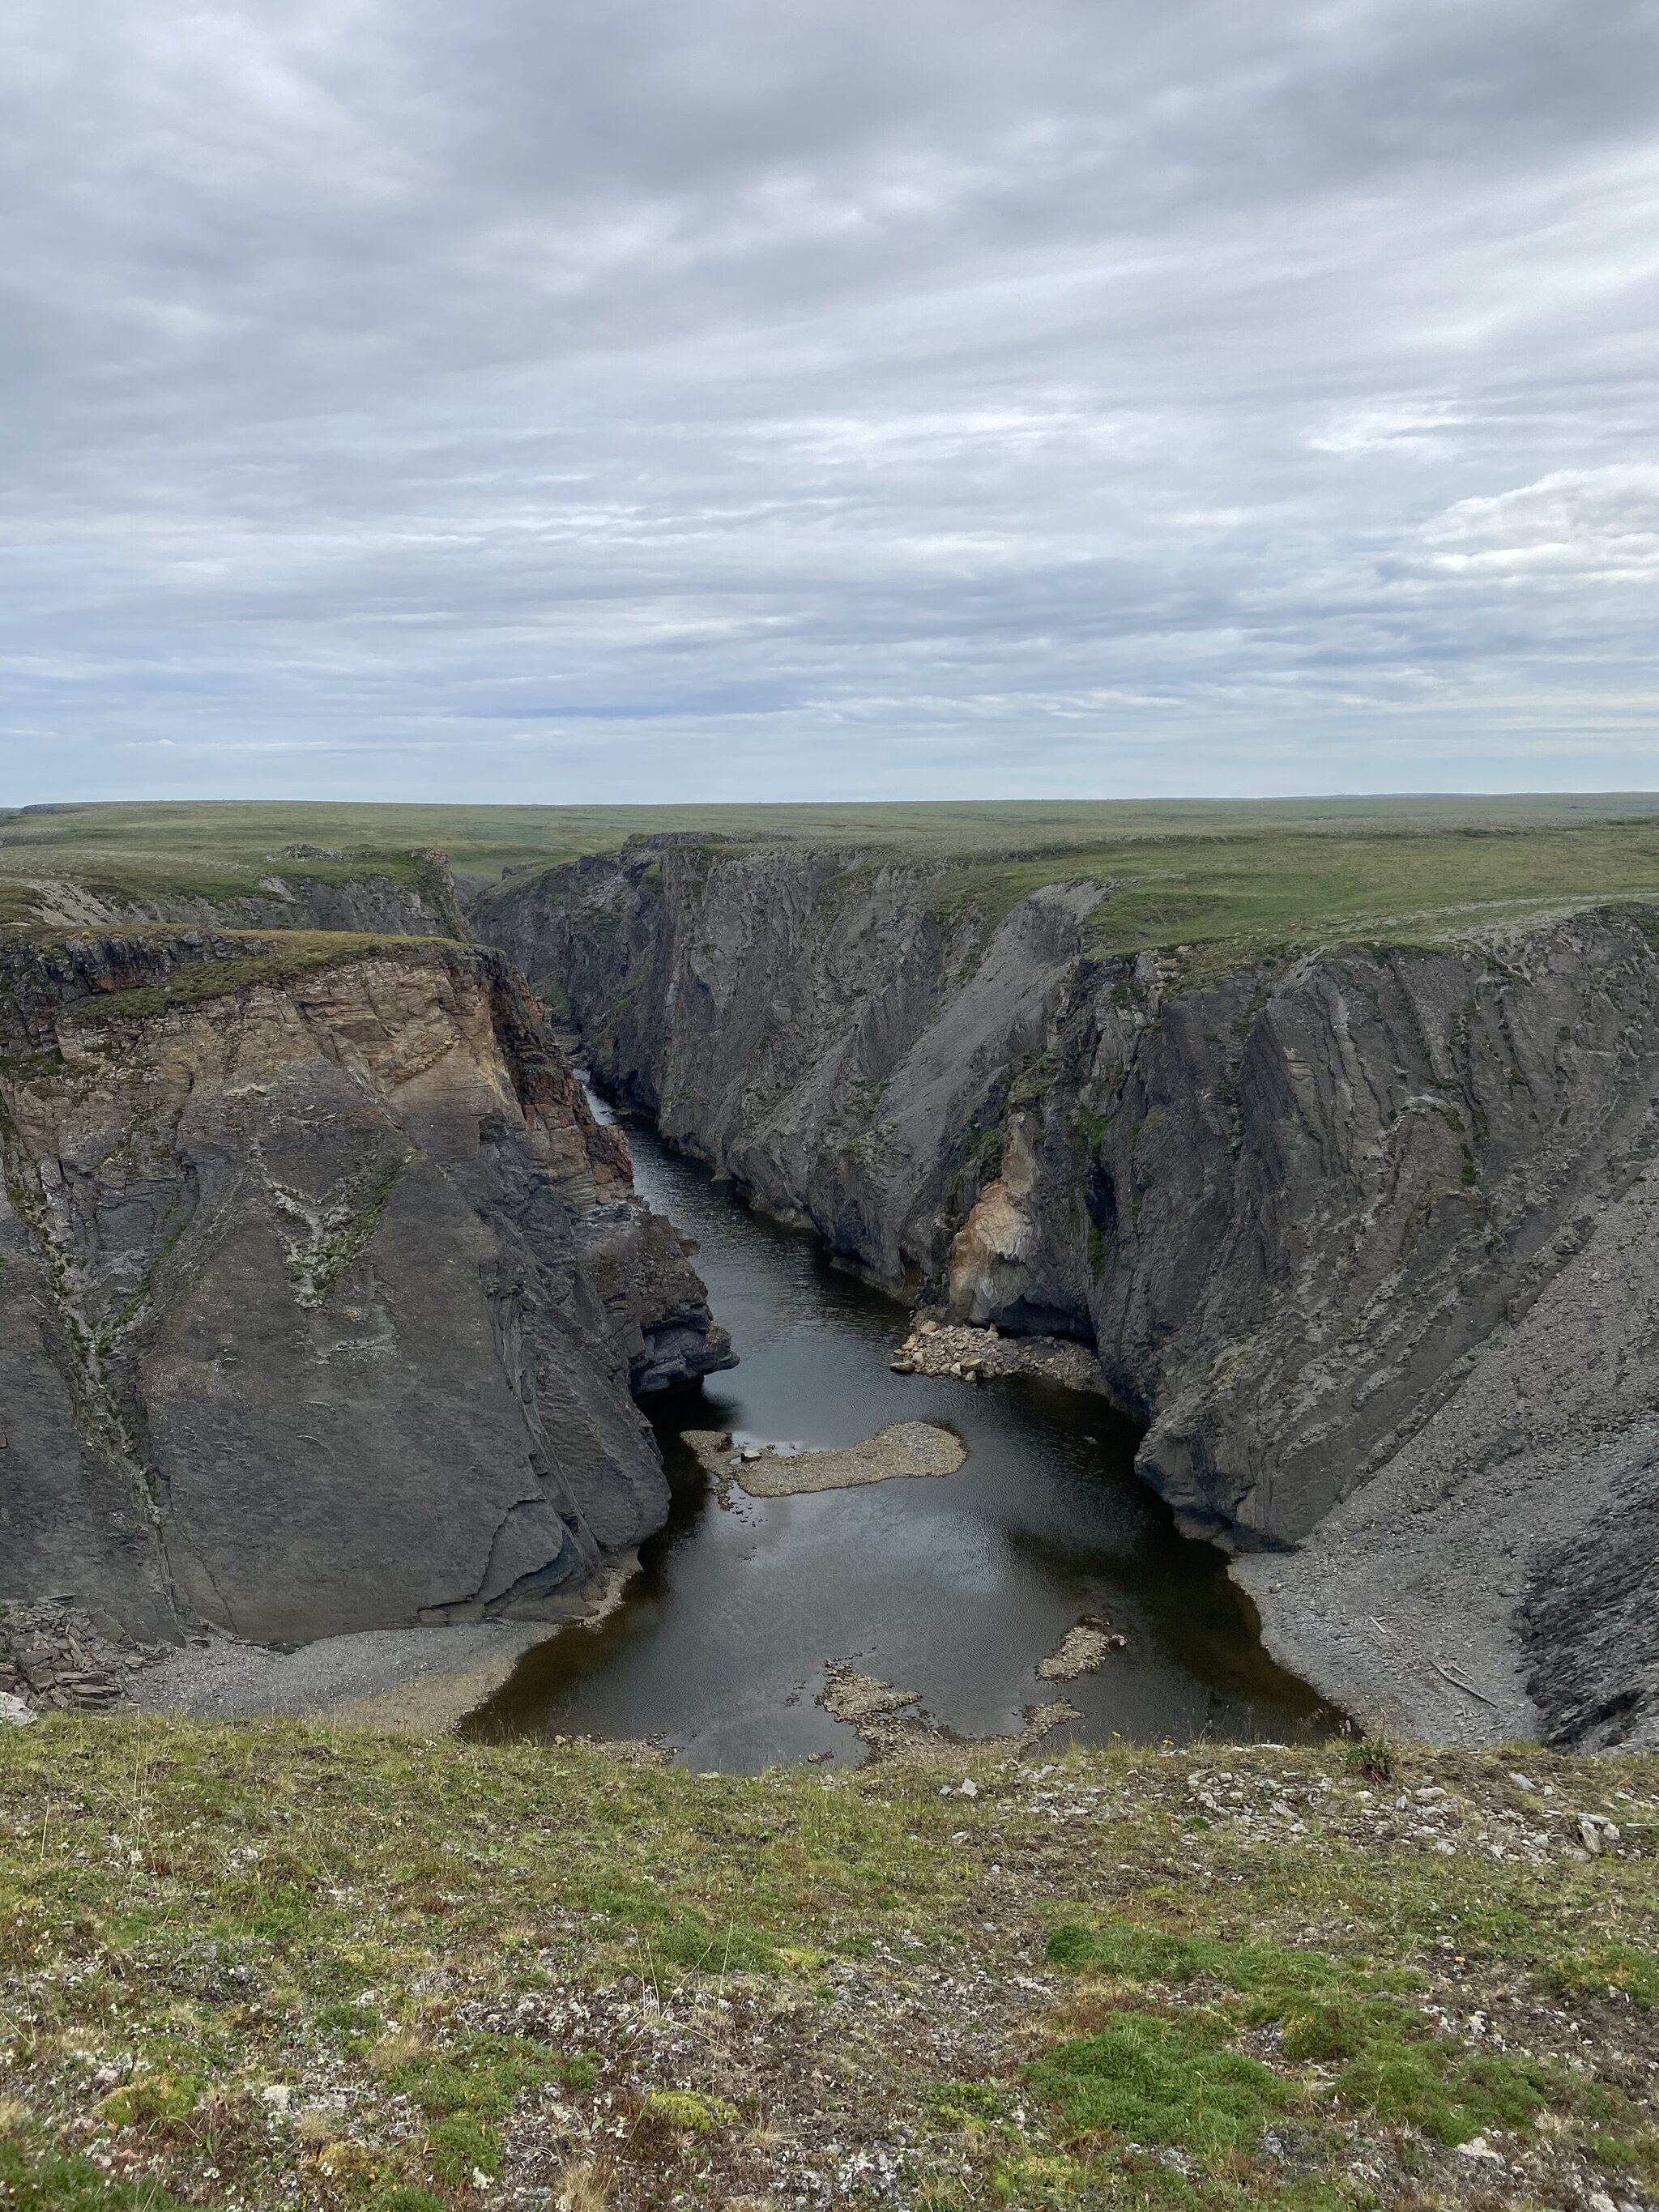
468, 1102, 1330, 1770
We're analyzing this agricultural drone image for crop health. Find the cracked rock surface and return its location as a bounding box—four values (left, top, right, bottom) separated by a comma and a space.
0, 931, 731, 1647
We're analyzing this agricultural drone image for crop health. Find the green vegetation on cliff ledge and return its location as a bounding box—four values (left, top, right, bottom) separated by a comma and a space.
62, 932, 460, 1028
0, 1724, 1653, 2210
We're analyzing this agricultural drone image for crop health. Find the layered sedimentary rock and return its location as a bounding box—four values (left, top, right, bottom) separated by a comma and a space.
0, 930, 730, 1646
475, 842, 1659, 1748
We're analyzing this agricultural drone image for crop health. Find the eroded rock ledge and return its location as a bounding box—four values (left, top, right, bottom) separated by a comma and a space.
0, 930, 731, 1647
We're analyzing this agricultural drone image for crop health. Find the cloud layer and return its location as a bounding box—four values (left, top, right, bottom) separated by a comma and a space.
4, 0, 1657, 801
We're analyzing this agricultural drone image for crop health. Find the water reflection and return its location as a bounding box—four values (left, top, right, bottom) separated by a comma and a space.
467, 1106, 1330, 1769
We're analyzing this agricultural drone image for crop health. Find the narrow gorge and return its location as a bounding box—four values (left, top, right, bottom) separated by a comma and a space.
474, 837, 1659, 1751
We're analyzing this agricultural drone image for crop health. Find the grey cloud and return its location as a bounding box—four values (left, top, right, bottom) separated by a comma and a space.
1, 0, 1656, 800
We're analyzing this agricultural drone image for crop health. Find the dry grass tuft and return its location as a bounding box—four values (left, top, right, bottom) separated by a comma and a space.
552, 2155, 610, 2210
365, 2026, 429, 2077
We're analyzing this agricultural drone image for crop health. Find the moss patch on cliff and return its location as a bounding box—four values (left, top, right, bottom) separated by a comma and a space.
0, 1724, 1653, 2210
0, 880, 44, 930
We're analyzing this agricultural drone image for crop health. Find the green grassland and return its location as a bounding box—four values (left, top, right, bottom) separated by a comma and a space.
5, 796, 1659, 978
0, 1723, 1653, 2210
0, 807, 460, 943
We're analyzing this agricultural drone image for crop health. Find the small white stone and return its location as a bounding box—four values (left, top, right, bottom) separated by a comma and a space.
1455, 2137, 1503, 2165
0, 1691, 36, 1728
958, 1779, 979, 1798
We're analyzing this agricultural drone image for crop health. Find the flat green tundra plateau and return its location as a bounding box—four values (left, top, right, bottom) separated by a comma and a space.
7, 796, 1659, 978
0, 1723, 1654, 2211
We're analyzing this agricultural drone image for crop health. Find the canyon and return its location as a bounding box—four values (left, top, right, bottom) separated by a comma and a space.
4, 803, 1657, 1755
475, 836, 1659, 1751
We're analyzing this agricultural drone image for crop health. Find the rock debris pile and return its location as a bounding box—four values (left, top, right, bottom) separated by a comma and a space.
817, 1662, 1081, 1762
1036, 1619, 1127, 1680
889, 1318, 1107, 1392
0, 1600, 168, 1717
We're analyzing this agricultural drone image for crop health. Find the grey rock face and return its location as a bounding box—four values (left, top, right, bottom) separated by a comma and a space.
476, 841, 1103, 1291
0, 932, 730, 1645
1520, 1431, 1659, 1752
475, 845, 1659, 1746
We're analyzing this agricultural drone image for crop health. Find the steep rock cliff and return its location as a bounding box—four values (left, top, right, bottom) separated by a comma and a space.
0, 930, 730, 1645
474, 844, 1659, 1747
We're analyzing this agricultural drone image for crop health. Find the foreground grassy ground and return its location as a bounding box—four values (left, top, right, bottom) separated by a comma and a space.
6, 799, 1659, 978
0, 1724, 1653, 2211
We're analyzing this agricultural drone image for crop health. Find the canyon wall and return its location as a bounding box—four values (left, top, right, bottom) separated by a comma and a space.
0, 930, 730, 1645
475, 841, 1659, 1748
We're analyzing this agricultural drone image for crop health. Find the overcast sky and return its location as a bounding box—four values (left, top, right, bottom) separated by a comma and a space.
4, 0, 1657, 804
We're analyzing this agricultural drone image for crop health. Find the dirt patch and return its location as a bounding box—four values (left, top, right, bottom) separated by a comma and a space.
315, 1643, 556, 1735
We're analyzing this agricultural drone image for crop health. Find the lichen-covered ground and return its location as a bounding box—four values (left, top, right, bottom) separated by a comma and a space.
0, 1721, 1654, 2211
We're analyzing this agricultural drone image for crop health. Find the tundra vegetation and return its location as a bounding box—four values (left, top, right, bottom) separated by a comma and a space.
7, 796, 1659, 977
0, 1722, 1655, 2210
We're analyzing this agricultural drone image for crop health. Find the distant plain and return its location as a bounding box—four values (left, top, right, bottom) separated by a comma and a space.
5, 795, 1659, 974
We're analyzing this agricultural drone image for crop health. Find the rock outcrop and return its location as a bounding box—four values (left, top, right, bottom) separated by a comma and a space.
0, 929, 731, 1647
0, 1599, 167, 1713
474, 842, 1659, 1748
